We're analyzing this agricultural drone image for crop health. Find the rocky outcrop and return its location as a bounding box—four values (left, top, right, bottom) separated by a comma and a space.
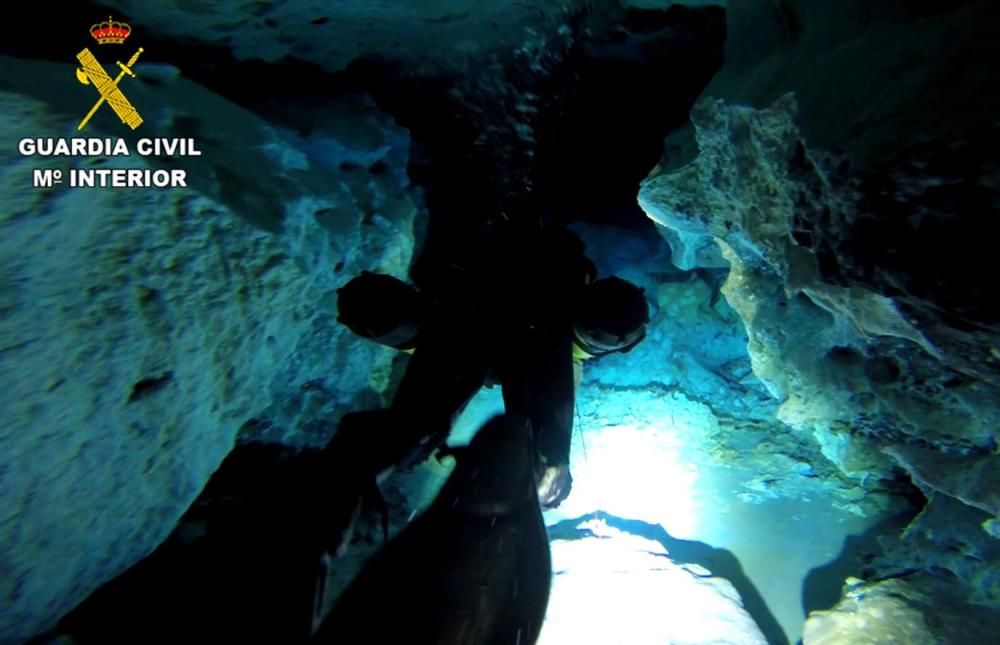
641, 93, 1000, 605
803, 573, 1000, 645
871, 494, 1000, 606
540, 519, 767, 645
640, 0, 1000, 628
687, 0, 1000, 383
641, 94, 998, 464
0, 58, 416, 641
886, 446, 1000, 519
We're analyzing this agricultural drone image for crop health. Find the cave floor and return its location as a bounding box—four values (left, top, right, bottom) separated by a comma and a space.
545, 457, 889, 645
428, 388, 901, 644
690, 465, 884, 645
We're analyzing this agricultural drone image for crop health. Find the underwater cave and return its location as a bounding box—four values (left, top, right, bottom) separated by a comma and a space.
3, 1, 1000, 644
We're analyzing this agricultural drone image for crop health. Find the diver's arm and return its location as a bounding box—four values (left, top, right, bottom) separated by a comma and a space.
501, 321, 576, 509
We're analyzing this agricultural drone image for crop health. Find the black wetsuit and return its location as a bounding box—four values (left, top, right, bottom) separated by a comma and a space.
325, 220, 593, 536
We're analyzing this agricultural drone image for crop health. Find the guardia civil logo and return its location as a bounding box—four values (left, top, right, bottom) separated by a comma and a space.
75, 16, 145, 131
20, 15, 198, 189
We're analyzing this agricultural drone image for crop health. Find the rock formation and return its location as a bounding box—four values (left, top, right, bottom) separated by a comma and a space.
640, 0, 1000, 632
0, 58, 416, 641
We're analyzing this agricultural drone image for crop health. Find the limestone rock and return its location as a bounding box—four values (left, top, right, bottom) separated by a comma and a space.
102, 0, 589, 72
569, 223, 774, 424
872, 494, 1000, 607
885, 446, 1000, 520
539, 520, 767, 645
642, 94, 997, 463
0, 59, 415, 641
639, 6, 1000, 628
640, 93, 806, 275
803, 574, 1000, 645
802, 577, 936, 645
692, 0, 1000, 388
641, 5, 1000, 630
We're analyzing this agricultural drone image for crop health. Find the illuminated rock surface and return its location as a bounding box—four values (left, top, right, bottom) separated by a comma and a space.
539, 520, 766, 645
0, 61, 415, 641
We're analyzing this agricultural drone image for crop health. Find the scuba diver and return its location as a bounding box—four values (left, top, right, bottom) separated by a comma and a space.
50, 219, 647, 644
324, 215, 650, 556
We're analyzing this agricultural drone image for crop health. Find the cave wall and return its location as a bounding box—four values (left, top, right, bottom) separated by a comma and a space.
1, 2, 730, 639
639, 0, 1000, 633
706, 1, 1000, 165
0, 58, 416, 641
700, 0, 1000, 390
643, 95, 998, 457
4, 0, 998, 639
101, 0, 590, 72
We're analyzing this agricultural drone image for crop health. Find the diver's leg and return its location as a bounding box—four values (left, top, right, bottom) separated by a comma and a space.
321, 312, 488, 554
386, 310, 490, 467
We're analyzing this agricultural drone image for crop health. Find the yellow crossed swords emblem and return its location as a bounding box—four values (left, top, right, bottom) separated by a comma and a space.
75, 47, 144, 131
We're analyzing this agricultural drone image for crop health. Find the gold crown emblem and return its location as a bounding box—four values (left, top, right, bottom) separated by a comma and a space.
90, 16, 131, 45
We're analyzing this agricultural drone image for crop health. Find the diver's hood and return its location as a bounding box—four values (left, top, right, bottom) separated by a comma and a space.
572, 276, 650, 357
336, 271, 424, 349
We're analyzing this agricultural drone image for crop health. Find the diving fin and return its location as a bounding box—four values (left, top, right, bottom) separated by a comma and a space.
328, 481, 389, 557
311, 552, 331, 636
361, 481, 390, 544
